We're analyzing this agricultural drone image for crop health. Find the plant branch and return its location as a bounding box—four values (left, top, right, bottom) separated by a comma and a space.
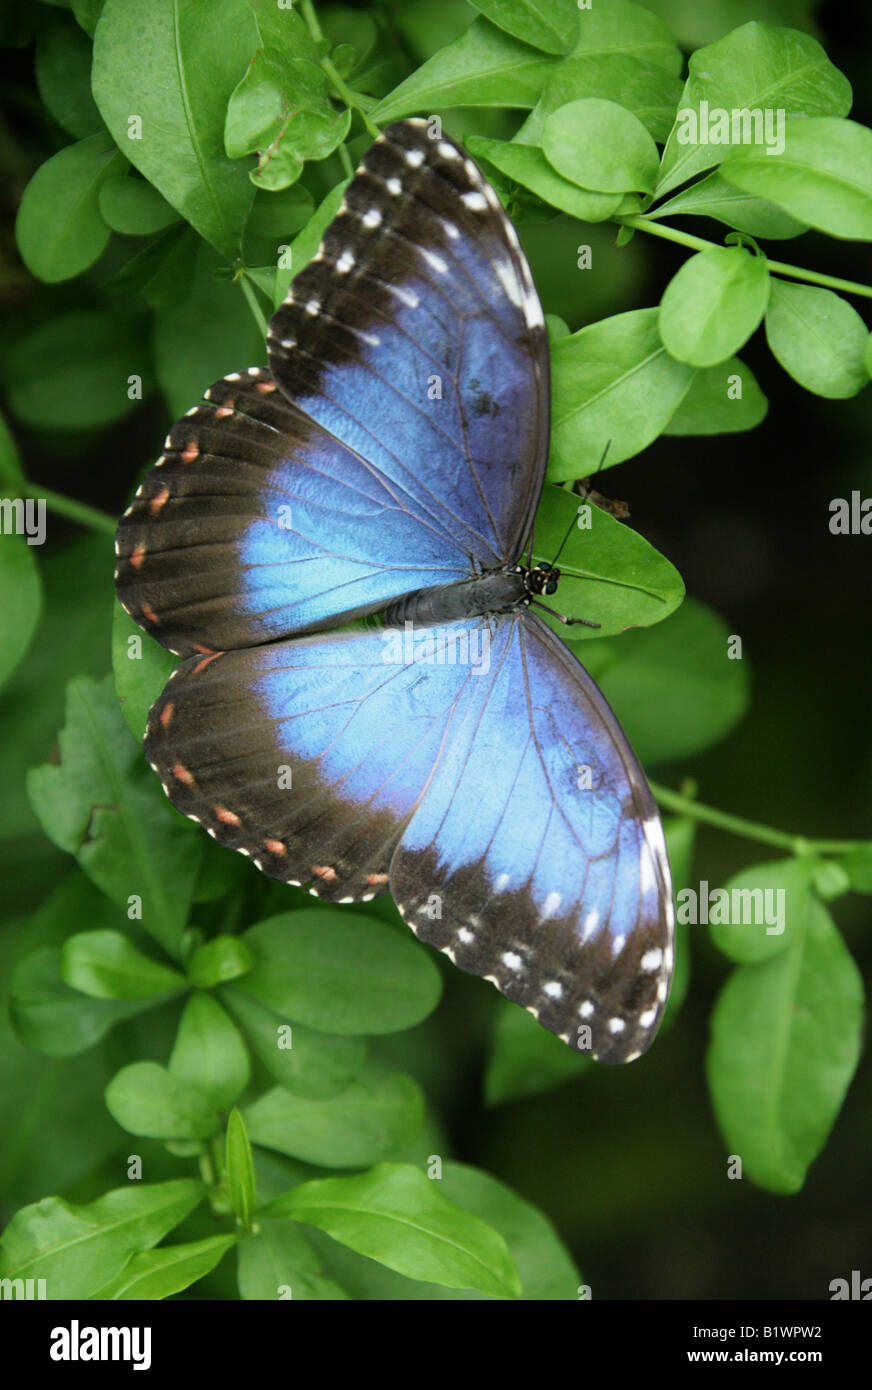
299, 0, 381, 141
240, 273, 269, 340
650, 780, 868, 855
616, 214, 872, 301
18, 481, 117, 537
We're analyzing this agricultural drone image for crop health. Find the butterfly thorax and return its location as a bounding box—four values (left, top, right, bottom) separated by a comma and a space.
383, 562, 560, 625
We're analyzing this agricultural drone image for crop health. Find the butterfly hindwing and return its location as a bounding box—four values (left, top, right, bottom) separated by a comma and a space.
143, 621, 493, 898
144, 614, 673, 1061
389, 614, 674, 1064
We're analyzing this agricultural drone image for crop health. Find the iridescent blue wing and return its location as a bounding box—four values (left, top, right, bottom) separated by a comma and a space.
391, 613, 675, 1064
114, 119, 548, 657
143, 615, 673, 1063
267, 118, 548, 569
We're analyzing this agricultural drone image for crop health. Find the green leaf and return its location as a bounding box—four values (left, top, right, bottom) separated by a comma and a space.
531, 482, 684, 638
571, 0, 681, 75
468, 0, 578, 55
648, 171, 808, 241
708, 858, 819, 964
222, 985, 367, 1099
707, 896, 863, 1193
112, 598, 178, 741
543, 98, 660, 195
92, 0, 258, 258
264, 1163, 522, 1298
226, 1108, 257, 1228
247, 183, 314, 239
237, 911, 442, 1035
723, 118, 872, 241
98, 173, 181, 235
153, 243, 266, 417
657, 23, 853, 199
373, 18, 554, 121
244, 1064, 424, 1167
106, 1060, 221, 1139
485, 1000, 587, 1106
10, 946, 154, 1057
764, 279, 871, 399
35, 8, 104, 137
548, 307, 694, 476
91, 1233, 238, 1299
168, 993, 250, 1110
0, 1179, 205, 1299
71, 0, 104, 37
27, 676, 203, 958
866, 332, 872, 379
300, 1159, 579, 1299
61, 930, 187, 998
434, 1162, 578, 1298
518, 53, 681, 145
576, 597, 750, 764
0, 530, 41, 690
466, 135, 622, 222
225, 4, 351, 191
835, 844, 872, 894
665, 355, 768, 435
659, 247, 770, 367
15, 132, 124, 283
3, 309, 153, 430
0, 534, 113, 842
102, 225, 200, 308
186, 935, 252, 988
237, 1220, 348, 1299
320, 7, 377, 80
273, 178, 349, 307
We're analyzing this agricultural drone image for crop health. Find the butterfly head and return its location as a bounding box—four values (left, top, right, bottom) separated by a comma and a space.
527, 561, 561, 597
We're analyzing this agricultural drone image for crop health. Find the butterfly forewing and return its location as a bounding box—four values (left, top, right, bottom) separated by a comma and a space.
267, 118, 550, 567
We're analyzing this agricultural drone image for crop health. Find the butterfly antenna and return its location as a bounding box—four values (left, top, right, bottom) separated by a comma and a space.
549, 441, 612, 566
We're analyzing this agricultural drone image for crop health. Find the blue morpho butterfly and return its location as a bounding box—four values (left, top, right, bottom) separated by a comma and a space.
114, 119, 674, 1063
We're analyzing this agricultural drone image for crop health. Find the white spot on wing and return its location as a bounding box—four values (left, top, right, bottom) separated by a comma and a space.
501, 951, 523, 972
541, 891, 561, 920
421, 248, 448, 275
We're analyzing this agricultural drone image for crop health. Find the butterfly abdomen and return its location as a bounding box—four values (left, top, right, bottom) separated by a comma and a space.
384, 570, 527, 624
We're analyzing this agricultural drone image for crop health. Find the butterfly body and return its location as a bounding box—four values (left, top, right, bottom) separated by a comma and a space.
115, 119, 675, 1063
383, 562, 557, 625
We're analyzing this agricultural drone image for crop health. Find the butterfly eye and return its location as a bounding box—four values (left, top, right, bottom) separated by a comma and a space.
544, 580, 558, 595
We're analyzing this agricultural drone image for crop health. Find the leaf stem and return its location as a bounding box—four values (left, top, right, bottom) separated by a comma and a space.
299, 0, 381, 141
18, 481, 117, 537
240, 273, 269, 340
616, 214, 872, 301
650, 780, 868, 855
